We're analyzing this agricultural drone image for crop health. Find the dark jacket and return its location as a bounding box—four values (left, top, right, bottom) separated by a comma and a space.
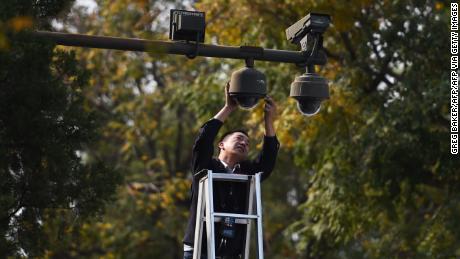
183, 119, 280, 256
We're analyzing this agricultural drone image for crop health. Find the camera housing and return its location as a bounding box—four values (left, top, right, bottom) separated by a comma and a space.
290, 72, 329, 116
286, 13, 331, 45
229, 64, 267, 110
169, 9, 206, 42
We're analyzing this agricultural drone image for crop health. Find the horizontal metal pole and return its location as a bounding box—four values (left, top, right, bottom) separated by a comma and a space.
32, 31, 315, 64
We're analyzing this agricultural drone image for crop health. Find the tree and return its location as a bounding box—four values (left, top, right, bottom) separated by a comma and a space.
0, 1, 121, 257
37, 1, 209, 257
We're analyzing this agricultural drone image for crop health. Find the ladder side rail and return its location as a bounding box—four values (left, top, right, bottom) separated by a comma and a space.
255, 172, 264, 259
205, 170, 216, 259
193, 179, 206, 259
244, 175, 255, 259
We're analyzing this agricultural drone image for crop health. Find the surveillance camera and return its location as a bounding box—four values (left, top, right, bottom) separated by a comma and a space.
290, 72, 329, 116
169, 9, 206, 42
286, 13, 331, 45
229, 65, 267, 110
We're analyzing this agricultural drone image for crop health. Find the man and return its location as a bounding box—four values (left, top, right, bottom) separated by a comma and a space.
183, 82, 280, 259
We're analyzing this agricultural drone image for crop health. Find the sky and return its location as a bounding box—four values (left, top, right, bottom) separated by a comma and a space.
75, 0, 97, 12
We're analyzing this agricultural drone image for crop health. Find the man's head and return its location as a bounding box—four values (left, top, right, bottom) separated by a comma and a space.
218, 130, 250, 161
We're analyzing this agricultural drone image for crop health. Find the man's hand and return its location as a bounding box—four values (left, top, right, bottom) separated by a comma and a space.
264, 96, 277, 136
264, 96, 277, 122
214, 81, 237, 122
225, 81, 238, 111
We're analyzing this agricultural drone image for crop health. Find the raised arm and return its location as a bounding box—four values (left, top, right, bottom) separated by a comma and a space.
191, 82, 237, 180
263, 96, 276, 137
252, 96, 280, 181
191, 119, 222, 180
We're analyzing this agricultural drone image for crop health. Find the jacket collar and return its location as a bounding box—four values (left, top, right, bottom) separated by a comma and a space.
218, 159, 242, 174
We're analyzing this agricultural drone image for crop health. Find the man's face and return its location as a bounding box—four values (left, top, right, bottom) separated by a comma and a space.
219, 132, 250, 160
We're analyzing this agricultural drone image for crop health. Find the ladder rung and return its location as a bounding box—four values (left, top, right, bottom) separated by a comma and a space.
212, 217, 250, 224
201, 213, 258, 224
207, 173, 252, 182
213, 212, 258, 219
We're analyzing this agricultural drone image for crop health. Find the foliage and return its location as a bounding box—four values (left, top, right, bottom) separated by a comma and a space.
0, 1, 121, 257
1, 0, 457, 258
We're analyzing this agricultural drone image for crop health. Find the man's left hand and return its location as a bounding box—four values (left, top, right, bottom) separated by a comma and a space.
264, 96, 277, 123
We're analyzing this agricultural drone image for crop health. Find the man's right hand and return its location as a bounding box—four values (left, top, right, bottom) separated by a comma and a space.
214, 81, 237, 122
225, 81, 238, 111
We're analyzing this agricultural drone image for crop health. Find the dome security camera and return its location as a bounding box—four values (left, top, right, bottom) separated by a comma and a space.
229, 60, 267, 110
290, 72, 329, 116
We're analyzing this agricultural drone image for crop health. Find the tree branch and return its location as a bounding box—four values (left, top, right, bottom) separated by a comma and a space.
151, 62, 166, 89
1, 185, 27, 224
340, 32, 357, 61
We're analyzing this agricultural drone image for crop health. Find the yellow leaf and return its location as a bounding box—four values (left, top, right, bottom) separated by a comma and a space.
0, 32, 9, 50
435, 2, 444, 10
121, 142, 131, 152
8, 16, 34, 31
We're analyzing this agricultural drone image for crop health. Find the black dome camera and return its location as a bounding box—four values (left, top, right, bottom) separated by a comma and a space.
229, 59, 267, 110
290, 72, 329, 116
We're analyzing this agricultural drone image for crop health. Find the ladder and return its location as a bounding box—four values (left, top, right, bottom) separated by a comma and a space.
193, 170, 264, 259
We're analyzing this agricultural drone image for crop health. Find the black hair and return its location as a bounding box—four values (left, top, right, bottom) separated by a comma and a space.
218, 129, 249, 143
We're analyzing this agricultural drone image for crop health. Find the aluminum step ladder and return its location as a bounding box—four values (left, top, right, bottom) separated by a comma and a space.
193, 170, 264, 259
